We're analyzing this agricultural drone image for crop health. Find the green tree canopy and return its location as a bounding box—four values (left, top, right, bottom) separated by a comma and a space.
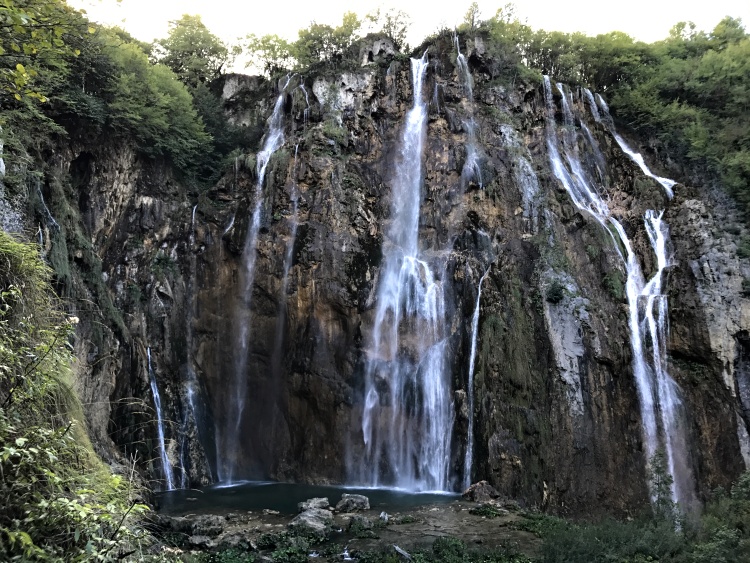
245, 12, 362, 75
245, 33, 296, 76
365, 8, 410, 50
0, 0, 92, 102
153, 14, 235, 88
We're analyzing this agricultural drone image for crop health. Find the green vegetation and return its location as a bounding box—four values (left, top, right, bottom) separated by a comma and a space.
245, 8, 410, 76
603, 270, 625, 300
1, 6, 250, 197
530, 461, 750, 563
544, 280, 565, 304
196, 550, 255, 563
153, 15, 238, 88
0, 232, 149, 560
355, 536, 533, 563
459, 9, 750, 220
0, 0, 93, 102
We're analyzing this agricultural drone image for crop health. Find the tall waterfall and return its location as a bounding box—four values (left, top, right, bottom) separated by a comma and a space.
177, 204, 213, 488
222, 77, 290, 483
148, 347, 174, 491
463, 268, 490, 489
542, 77, 694, 509
359, 53, 454, 491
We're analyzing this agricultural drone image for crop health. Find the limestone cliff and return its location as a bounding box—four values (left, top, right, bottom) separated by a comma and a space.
11, 31, 750, 516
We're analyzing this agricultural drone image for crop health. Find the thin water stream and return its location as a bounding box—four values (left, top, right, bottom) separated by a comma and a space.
542, 77, 694, 509
148, 347, 175, 491
222, 77, 291, 483
463, 268, 490, 489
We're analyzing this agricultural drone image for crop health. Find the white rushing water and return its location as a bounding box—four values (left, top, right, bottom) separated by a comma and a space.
594, 94, 676, 198
454, 35, 483, 190
177, 203, 204, 488
148, 347, 175, 491
454, 34, 473, 101
299, 85, 310, 124
272, 145, 300, 375
463, 267, 490, 489
500, 125, 540, 232
360, 53, 454, 491
461, 120, 483, 190
223, 76, 291, 483
542, 77, 694, 510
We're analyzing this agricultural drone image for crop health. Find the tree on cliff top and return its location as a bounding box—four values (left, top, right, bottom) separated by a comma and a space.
246, 11, 363, 75
0, 0, 93, 103
153, 14, 238, 88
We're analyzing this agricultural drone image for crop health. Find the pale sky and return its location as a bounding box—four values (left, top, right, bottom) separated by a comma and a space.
70, 0, 750, 59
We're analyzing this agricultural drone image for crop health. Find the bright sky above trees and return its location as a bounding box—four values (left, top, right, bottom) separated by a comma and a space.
70, 0, 750, 54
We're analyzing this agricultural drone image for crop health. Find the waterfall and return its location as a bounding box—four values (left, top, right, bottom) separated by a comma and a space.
148, 347, 175, 491
461, 121, 483, 190
454, 34, 473, 101
35, 179, 60, 232
222, 76, 290, 483
582, 88, 601, 122
176, 203, 212, 488
299, 85, 310, 124
500, 125, 539, 231
463, 267, 490, 490
454, 35, 482, 190
359, 53, 454, 491
542, 77, 694, 510
222, 213, 235, 236
595, 95, 675, 198
272, 144, 300, 377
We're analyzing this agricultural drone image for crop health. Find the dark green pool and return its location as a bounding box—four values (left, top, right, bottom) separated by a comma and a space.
156, 481, 459, 515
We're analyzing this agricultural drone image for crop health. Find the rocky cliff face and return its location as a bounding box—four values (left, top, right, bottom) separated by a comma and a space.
20, 32, 750, 516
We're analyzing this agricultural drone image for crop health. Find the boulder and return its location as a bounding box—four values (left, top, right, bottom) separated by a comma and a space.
335, 493, 370, 512
298, 497, 330, 512
462, 481, 500, 503
347, 514, 374, 531
288, 508, 333, 537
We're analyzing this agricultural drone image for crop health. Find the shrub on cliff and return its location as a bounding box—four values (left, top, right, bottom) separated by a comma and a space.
0, 232, 150, 561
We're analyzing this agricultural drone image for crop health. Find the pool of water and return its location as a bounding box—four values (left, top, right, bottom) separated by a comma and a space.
156, 481, 459, 516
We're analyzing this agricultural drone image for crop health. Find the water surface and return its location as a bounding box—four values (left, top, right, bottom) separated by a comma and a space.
156, 481, 459, 516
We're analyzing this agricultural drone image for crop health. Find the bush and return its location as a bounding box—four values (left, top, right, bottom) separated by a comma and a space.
0, 232, 150, 561
545, 280, 565, 304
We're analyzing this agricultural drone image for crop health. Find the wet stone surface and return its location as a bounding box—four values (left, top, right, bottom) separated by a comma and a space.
154, 497, 542, 560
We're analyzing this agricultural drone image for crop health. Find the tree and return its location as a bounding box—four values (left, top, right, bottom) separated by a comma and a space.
366, 8, 410, 50
153, 14, 235, 88
463, 3, 481, 31
294, 12, 362, 68
246, 12, 362, 75
0, 0, 92, 102
102, 30, 211, 173
245, 33, 295, 76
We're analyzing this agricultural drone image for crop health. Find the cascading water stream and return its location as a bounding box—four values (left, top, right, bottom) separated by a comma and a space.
272, 144, 300, 377
148, 347, 175, 491
500, 125, 539, 231
454, 34, 473, 101
177, 204, 209, 488
222, 76, 291, 483
359, 53, 453, 491
543, 77, 694, 509
299, 86, 310, 124
463, 267, 490, 489
594, 94, 675, 198
454, 35, 482, 189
